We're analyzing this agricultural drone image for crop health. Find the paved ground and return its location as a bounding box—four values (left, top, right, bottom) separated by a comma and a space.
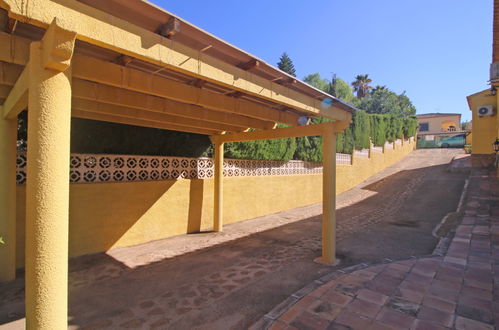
0, 149, 466, 329
258, 166, 498, 330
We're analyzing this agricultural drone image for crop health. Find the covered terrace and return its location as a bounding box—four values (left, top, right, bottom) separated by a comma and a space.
0, 0, 354, 328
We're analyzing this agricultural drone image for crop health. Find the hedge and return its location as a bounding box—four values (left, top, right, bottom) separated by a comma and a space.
16, 111, 418, 162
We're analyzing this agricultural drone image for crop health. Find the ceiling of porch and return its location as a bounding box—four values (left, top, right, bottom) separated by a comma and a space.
0, 0, 355, 136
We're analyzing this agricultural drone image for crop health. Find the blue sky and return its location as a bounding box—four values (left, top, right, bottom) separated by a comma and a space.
152, 1, 493, 122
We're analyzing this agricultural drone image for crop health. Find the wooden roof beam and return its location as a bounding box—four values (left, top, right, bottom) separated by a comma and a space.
0, 1, 352, 120
3, 65, 27, 119
190, 78, 206, 88
72, 98, 246, 133
225, 91, 244, 98
237, 59, 259, 71
71, 55, 301, 125
72, 79, 277, 130
0, 84, 11, 98
210, 121, 351, 144
72, 109, 219, 135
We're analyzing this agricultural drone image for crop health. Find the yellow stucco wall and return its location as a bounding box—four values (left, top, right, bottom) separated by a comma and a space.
466, 132, 472, 145
14, 140, 414, 267
467, 90, 498, 154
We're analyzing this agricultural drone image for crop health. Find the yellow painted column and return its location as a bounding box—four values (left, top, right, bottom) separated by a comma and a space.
25, 41, 72, 329
213, 141, 224, 232
0, 108, 17, 282
321, 128, 336, 264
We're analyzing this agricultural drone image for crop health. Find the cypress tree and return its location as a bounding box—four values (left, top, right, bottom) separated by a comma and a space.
277, 52, 296, 77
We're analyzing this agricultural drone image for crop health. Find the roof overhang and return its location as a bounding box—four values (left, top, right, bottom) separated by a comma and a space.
0, 0, 354, 136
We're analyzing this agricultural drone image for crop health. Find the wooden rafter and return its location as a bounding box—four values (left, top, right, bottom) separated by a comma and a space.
72, 79, 276, 130
210, 121, 350, 144
72, 109, 219, 135
71, 55, 301, 125
237, 59, 259, 71
72, 98, 245, 132
0, 1, 352, 120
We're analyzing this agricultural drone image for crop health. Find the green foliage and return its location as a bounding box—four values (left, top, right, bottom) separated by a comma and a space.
70, 118, 211, 157
352, 110, 371, 149
303, 73, 330, 93
351, 74, 373, 98
293, 135, 323, 162
335, 131, 344, 154
402, 116, 418, 138
334, 78, 356, 104
357, 88, 416, 117
0, 236, 4, 244
277, 52, 296, 77
369, 114, 387, 146
294, 117, 326, 162
385, 115, 403, 142
225, 125, 297, 161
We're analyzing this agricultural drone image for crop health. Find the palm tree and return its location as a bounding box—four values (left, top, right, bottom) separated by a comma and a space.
371, 85, 388, 93
351, 74, 373, 98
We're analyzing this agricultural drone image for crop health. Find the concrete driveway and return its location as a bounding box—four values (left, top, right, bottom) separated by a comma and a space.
0, 149, 467, 329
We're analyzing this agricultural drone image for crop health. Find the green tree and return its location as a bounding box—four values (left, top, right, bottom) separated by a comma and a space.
351, 74, 373, 98
334, 78, 356, 104
277, 52, 296, 77
369, 114, 388, 146
352, 110, 371, 149
358, 88, 416, 117
303, 73, 330, 93
225, 124, 297, 161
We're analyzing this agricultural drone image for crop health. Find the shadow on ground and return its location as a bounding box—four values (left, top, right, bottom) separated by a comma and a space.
0, 152, 468, 329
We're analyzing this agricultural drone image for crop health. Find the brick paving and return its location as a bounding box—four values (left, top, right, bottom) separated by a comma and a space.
0, 149, 470, 329
254, 167, 499, 330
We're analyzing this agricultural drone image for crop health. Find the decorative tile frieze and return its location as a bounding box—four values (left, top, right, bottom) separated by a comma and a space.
17, 152, 358, 184
354, 149, 369, 158
336, 153, 352, 165
15, 143, 412, 185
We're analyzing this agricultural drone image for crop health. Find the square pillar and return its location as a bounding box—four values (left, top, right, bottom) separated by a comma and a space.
213, 141, 224, 232
25, 20, 76, 330
0, 111, 17, 282
321, 127, 337, 264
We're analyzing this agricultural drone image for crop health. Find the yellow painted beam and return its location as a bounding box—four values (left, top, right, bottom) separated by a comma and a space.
0, 61, 24, 86
72, 98, 242, 132
0, 32, 30, 66
0, 106, 17, 282
0, 84, 11, 99
321, 123, 337, 264
71, 55, 300, 125
72, 109, 218, 135
72, 79, 275, 130
3, 66, 27, 119
0, 33, 300, 126
210, 121, 350, 144
213, 141, 224, 232
0, 0, 352, 120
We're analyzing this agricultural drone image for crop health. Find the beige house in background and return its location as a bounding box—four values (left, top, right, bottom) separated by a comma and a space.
416, 113, 462, 134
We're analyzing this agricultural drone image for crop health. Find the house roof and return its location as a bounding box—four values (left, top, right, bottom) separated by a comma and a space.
416, 113, 461, 118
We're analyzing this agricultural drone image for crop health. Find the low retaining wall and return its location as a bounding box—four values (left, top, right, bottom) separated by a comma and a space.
14, 139, 415, 266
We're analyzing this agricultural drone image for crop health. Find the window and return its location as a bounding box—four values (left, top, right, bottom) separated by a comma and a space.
419, 122, 429, 131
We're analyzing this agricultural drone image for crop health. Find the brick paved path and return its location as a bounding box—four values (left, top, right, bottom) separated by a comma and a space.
254, 168, 499, 330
